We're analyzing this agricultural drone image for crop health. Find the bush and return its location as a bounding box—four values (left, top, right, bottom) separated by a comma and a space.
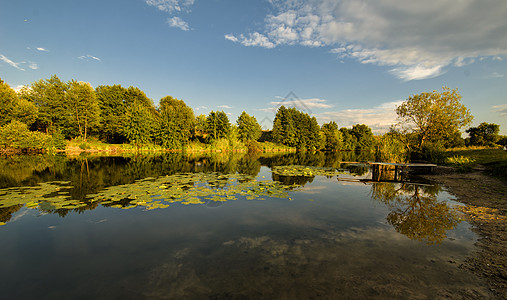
0, 120, 52, 151
375, 133, 408, 163
79, 143, 91, 150
411, 143, 445, 163
244, 140, 262, 153
51, 129, 67, 150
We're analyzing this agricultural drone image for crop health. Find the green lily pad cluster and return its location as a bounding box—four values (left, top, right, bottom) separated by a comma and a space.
0, 181, 84, 210
272, 165, 345, 177
95, 172, 301, 210
0, 172, 303, 213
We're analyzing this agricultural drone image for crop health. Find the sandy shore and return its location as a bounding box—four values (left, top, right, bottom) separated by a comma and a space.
421, 166, 507, 299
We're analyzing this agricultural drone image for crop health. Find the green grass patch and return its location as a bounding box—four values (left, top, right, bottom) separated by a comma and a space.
442, 147, 507, 175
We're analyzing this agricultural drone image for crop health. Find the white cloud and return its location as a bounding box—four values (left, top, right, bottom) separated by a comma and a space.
270, 98, 332, 109
318, 100, 403, 134
36, 47, 49, 52
28, 62, 39, 70
224, 34, 239, 43
485, 72, 505, 79
228, 33, 276, 49
227, 0, 507, 80
167, 17, 190, 31
195, 105, 207, 111
0, 53, 25, 71
218, 105, 233, 109
492, 104, 507, 117
145, 0, 194, 13
78, 54, 101, 62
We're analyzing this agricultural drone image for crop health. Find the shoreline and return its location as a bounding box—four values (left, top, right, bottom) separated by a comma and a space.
421, 166, 507, 299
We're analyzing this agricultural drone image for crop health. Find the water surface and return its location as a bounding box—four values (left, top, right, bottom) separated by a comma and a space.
0, 152, 490, 299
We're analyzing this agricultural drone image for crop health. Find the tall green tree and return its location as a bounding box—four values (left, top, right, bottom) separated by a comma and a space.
236, 111, 262, 141
66, 80, 100, 140
205, 111, 231, 141
321, 121, 343, 150
123, 102, 156, 147
23, 75, 69, 134
271, 106, 321, 149
155, 96, 195, 149
272, 106, 297, 147
21, 75, 71, 135
339, 128, 357, 151
96, 85, 128, 143
396, 87, 473, 150
351, 124, 374, 150
466, 122, 500, 146
0, 79, 38, 126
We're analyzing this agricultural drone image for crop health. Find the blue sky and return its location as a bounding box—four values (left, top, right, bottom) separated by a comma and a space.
1, 0, 506, 134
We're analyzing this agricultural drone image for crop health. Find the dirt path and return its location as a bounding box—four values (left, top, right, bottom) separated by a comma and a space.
421, 166, 507, 299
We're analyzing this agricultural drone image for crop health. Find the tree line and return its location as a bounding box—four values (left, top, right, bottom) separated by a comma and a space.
1, 76, 505, 158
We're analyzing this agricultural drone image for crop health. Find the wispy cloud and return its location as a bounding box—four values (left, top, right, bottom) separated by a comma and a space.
78, 54, 101, 62
484, 72, 505, 79
270, 98, 332, 109
227, 0, 507, 80
146, 0, 195, 31
36, 47, 49, 52
225, 33, 276, 49
318, 100, 403, 134
28, 62, 39, 70
145, 0, 194, 13
0, 53, 25, 71
218, 105, 233, 109
492, 104, 507, 117
167, 17, 190, 31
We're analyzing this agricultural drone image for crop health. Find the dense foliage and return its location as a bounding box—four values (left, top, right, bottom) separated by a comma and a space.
396, 87, 473, 150
466, 122, 500, 146
5, 75, 504, 161
272, 106, 321, 150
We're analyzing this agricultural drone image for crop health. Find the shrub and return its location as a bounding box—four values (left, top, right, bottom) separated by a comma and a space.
0, 120, 51, 151
375, 133, 408, 163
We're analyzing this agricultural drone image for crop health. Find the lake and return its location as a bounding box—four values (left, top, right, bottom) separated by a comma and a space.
0, 152, 490, 299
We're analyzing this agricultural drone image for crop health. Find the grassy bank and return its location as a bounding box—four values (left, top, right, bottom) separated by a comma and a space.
442, 147, 507, 178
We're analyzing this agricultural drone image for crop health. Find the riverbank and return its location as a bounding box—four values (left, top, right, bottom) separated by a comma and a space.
421, 165, 507, 299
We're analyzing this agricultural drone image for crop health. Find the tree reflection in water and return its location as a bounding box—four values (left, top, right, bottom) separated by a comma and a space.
370, 182, 462, 244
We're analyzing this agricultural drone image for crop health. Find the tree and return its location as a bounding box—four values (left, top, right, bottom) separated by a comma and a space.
96, 85, 128, 143
0, 79, 38, 127
26, 75, 69, 135
155, 96, 195, 149
236, 111, 262, 142
272, 106, 297, 147
396, 87, 473, 150
271, 106, 321, 149
321, 121, 343, 151
339, 127, 357, 151
123, 102, 157, 147
66, 80, 100, 140
351, 124, 374, 150
205, 111, 231, 141
466, 122, 500, 146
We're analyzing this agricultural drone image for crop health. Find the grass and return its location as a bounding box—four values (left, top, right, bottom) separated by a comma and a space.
443, 147, 507, 164
442, 146, 507, 178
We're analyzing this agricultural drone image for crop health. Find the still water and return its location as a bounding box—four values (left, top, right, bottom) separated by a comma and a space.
0, 152, 490, 299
